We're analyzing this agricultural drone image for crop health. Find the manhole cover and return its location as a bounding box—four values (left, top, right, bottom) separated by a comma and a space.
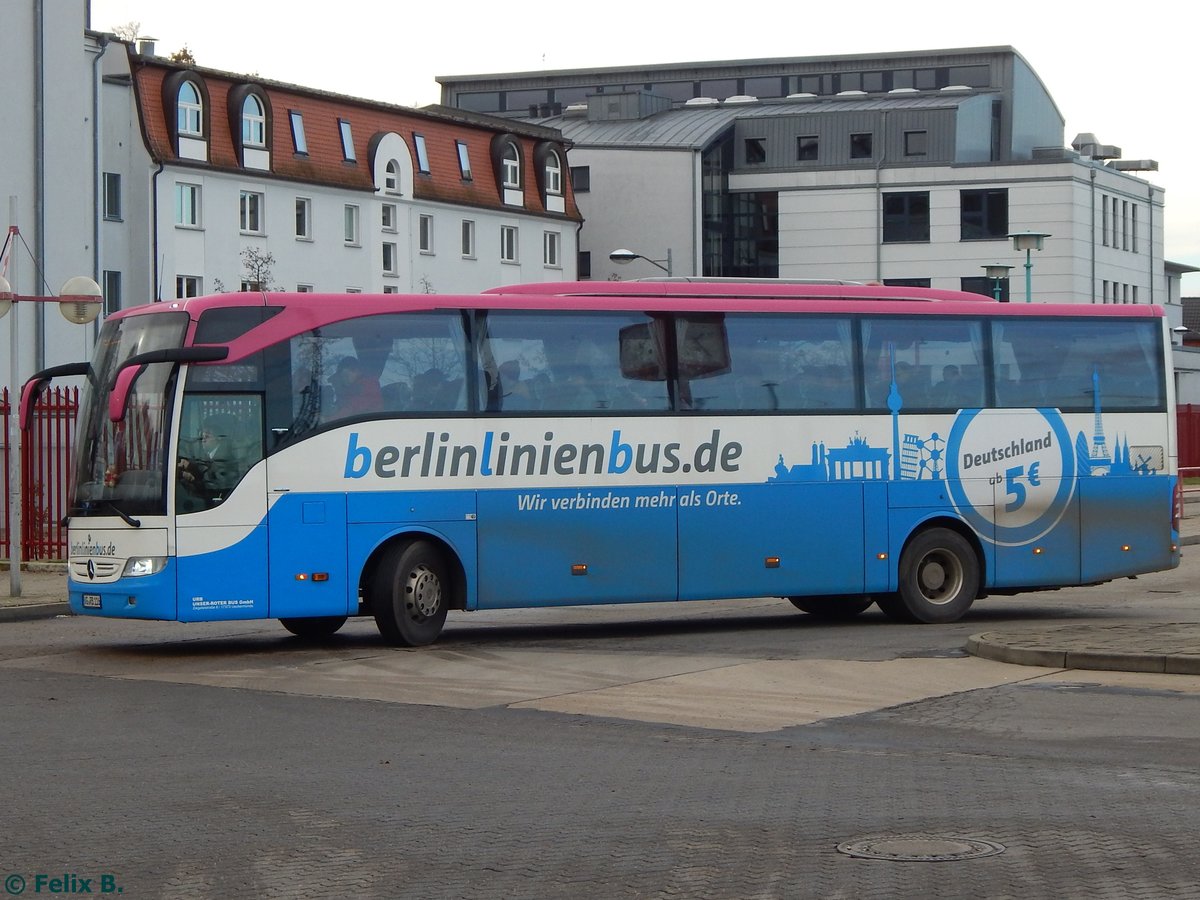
837, 835, 1005, 862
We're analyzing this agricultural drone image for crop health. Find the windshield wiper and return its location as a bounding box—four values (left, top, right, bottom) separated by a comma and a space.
65, 501, 141, 528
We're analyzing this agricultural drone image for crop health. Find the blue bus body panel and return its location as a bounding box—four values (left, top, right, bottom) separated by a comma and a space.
176, 525, 270, 621
69, 562, 179, 619
476, 486, 677, 608
679, 482, 865, 600
1079, 474, 1176, 582
267, 494, 350, 618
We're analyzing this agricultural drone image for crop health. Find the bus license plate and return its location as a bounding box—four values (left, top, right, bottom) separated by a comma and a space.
82, 594, 102, 609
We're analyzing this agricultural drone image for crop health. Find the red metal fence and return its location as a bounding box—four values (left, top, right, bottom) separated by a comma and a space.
1, 386, 79, 562
4, 396, 1200, 562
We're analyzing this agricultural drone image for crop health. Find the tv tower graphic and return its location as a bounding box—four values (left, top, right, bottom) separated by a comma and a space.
1089, 367, 1111, 476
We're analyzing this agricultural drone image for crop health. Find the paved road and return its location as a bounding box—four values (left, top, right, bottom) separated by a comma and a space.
3, 556, 1200, 897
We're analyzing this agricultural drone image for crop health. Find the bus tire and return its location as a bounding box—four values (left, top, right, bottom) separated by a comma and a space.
280, 615, 347, 638
787, 595, 874, 619
373, 539, 449, 646
884, 527, 979, 624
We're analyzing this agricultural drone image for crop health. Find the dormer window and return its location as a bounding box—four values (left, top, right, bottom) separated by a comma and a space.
229, 84, 271, 170
533, 142, 565, 213
242, 95, 266, 147
384, 159, 401, 193
178, 81, 202, 136
166, 72, 209, 162
502, 143, 521, 189
491, 134, 525, 207
544, 150, 562, 195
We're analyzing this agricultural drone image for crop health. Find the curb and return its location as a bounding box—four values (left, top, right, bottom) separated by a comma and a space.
966, 632, 1200, 676
0, 602, 71, 623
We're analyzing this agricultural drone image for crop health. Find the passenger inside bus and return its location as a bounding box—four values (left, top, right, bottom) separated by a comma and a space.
330, 356, 383, 417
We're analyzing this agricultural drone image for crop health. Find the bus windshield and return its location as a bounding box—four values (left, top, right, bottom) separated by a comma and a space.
71, 311, 190, 517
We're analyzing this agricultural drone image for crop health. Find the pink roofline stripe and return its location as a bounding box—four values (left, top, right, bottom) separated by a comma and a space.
104, 283, 1164, 365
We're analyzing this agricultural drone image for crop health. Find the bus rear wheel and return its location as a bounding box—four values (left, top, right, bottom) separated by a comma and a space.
280, 616, 347, 639
373, 539, 449, 647
787, 595, 874, 620
879, 527, 979, 624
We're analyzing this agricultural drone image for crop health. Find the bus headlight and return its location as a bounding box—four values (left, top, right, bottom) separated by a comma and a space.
122, 556, 167, 577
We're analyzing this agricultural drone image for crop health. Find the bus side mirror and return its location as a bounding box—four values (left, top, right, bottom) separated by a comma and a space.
18, 361, 91, 430
107, 346, 230, 422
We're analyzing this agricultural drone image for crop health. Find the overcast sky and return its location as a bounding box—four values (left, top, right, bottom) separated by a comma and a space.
89, 0, 1200, 293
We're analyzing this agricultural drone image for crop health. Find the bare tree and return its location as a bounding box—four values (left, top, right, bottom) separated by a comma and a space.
110, 21, 141, 42
240, 247, 278, 291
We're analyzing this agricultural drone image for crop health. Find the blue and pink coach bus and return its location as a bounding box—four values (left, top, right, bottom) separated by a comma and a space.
29, 280, 1180, 645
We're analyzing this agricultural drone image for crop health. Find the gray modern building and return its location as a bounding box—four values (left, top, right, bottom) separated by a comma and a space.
439, 46, 1200, 396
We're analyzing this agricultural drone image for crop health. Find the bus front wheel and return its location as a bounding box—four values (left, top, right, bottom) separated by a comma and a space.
373, 539, 449, 646
878, 528, 979, 624
280, 616, 347, 639
787, 595, 874, 619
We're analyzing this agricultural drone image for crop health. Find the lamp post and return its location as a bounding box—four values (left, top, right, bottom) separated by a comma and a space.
982, 264, 1014, 302
1008, 231, 1050, 303
0, 270, 103, 596
609, 247, 673, 277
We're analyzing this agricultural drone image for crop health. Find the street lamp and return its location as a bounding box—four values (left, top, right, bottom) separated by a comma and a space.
1008, 231, 1050, 303
609, 247, 673, 277
0, 271, 103, 597
982, 264, 1014, 302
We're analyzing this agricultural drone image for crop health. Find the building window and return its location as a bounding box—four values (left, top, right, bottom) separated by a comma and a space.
176, 275, 202, 298
570, 166, 590, 193
796, 135, 818, 161
241, 95, 266, 147
384, 159, 401, 194
102, 270, 121, 316
382, 242, 398, 275
102, 173, 121, 220
745, 138, 767, 164
501, 225, 518, 263
544, 231, 561, 268
414, 134, 430, 173
461, 220, 475, 258
338, 119, 356, 162
297, 283, 314, 293
960, 189, 1008, 240
545, 150, 563, 194
961, 275, 1008, 302
1101, 195, 1109, 247
295, 197, 311, 240
578, 250, 591, 279
383, 285, 399, 294
344, 204, 360, 244
175, 183, 201, 227
502, 143, 521, 188
850, 133, 873, 159
239, 191, 263, 233
904, 130, 928, 157
177, 81, 203, 136
883, 278, 932, 288
289, 110, 307, 154
381, 203, 397, 232
882, 191, 930, 243
240, 279, 264, 292
1122, 200, 1129, 250
419, 214, 433, 253
456, 141, 472, 179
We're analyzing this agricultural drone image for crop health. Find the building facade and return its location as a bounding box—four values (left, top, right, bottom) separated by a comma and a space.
1, 0, 581, 394
439, 46, 1196, 395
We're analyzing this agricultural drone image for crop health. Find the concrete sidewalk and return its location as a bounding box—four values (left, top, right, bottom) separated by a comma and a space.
5, 506, 1200, 673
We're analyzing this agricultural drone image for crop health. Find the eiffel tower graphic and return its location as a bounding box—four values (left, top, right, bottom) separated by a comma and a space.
1089, 367, 1111, 476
